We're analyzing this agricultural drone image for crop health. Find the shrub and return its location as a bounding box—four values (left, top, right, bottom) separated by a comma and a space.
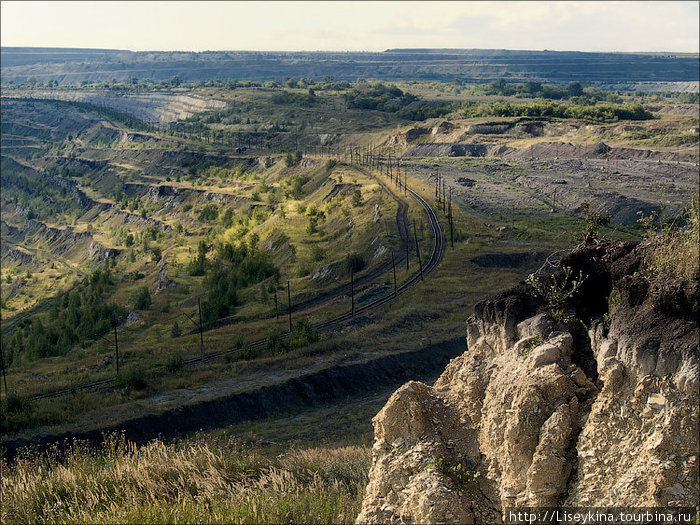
265, 328, 287, 354
116, 364, 147, 389
578, 200, 611, 245
233, 344, 260, 361
351, 189, 363, 207
285, 150, 303, 167
311, 245, 326, 262
346, 253, 366, 274
526, 266, 586, 309
306, 216, 319, 235
288, 319, 320, 350
165, 353, 183, 372
427, 455, 480, 486
131, 286, 152, 310
150, 246, 162, 262
0, 392, 33, 433
198, 203, 219, 222
170, 321, 182, 338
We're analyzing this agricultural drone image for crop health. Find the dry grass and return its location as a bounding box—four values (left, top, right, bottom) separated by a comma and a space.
643, 192, 700, 280
1, 434, 370, 524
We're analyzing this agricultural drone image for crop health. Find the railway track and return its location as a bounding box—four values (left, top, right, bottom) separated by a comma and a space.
29, 168, 445, 401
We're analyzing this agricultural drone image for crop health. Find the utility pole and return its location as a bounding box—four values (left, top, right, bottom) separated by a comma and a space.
114, 315, 120, 374
391, 251, 397, 297
405, 240, 409, 271
274, 290, 279, 320
351, 270, 355, 317
442, 179, 446, 213
198, 297, 204, 362
287, 280, 292, 332
413, 220, 423, 281
449, 187, 454, 249
0, 337, 8, 398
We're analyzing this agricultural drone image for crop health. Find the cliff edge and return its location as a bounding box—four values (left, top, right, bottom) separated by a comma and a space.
357, 242, 699, 523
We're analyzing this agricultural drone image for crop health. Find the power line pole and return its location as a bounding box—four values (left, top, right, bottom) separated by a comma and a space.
113, 315, 120, 374
287, 280, 293, 332
449, 187, 454, 249
351, 270, 355, 317
391, 251, 397, 297
0, 336, 8, 398
405, 240, 409, 271
274, 290, 279, 320
442, 178, 446, 213
414, 220, 423, 281
198, 297, 204, 362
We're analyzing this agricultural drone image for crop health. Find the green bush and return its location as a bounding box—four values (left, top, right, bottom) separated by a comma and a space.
265, 329, 287, 354
288, 319, 319, 350
198, 203, 219, 222
233, 344, 260, 361
461, 100, 653, 122
0, 392, 33, 433
351, 190, 363, 207
116, 364, 147, 389
131, 286, 152, 310
346, 253, 366, 274
526, 266, 586, 310
578, 200, 612, 245
165, 353, 183, 373
285, 150, 303, 167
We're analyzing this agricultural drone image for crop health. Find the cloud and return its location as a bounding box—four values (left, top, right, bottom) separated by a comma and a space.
1, 1, 697, 52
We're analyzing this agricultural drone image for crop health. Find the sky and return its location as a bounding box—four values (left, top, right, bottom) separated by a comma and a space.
1, 1, 698, 53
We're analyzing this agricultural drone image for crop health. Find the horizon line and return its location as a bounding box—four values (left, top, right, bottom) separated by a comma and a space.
2, 46, 699, 55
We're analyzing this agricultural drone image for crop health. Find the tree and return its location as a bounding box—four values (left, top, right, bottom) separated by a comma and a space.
285, 149, 303, 167
132, 286, 152, 310
568, 82, 584, 97
346, 253, 366, 274
352, 189, 363, 207
170, 321, 181, 338
150, 246, 162, 262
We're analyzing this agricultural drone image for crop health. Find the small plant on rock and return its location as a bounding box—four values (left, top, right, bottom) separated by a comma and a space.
526, 266, 586, 310
427, 455, 480, 486
519, 334, 544, 356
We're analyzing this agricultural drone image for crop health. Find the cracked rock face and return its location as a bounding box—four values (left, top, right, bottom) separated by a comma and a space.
357, 243, 698, 523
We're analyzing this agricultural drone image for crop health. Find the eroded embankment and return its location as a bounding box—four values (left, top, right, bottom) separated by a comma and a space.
1, 339, 463, 461
357, 242, 699, 523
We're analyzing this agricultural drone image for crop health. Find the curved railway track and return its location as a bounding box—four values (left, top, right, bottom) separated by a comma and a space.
30, 168, 445, 401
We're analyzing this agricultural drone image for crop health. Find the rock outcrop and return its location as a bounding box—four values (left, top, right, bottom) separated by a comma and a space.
357, 242, 699, 523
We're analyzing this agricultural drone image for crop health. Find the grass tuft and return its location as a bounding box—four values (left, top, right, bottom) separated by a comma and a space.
1, 433, 370, 524
641, 192, 700, 280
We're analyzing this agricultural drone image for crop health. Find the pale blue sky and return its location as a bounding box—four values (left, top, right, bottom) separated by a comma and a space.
1, 1, 698, 53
